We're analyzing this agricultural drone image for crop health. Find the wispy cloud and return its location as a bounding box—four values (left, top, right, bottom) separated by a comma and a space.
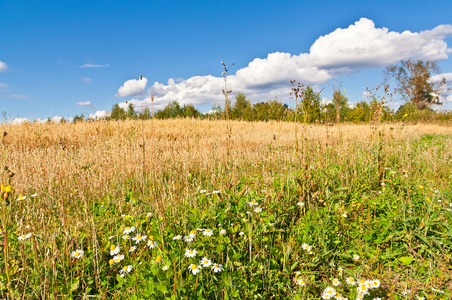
10, 94, 28, 99
76, 101, 93, 106
0, 83, 7, 88
81, 77, 92, 83
80, 64, 109, 68
102, 18, 452, 116
0, 61, 7, 72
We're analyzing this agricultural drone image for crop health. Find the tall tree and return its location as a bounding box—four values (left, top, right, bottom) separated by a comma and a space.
298, 86, 321, 122
385, 60, 446, 110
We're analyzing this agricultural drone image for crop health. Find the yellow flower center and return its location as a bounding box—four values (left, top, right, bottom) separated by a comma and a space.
122, 266, 128, 271
126, 227, 130, 230
109, 259, 113, 265
189, 251, 193, 254
74, 252, 80, 257
214, 264, 219, 268
149, 236, 153, 240
137, 235, 141, 239
110, 245, 116, 251
156, 255, 162, 262
191, 264, 197, 270
190, 230, 195, 234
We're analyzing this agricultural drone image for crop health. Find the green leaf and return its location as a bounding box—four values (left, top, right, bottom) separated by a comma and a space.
398, 256, 414, 265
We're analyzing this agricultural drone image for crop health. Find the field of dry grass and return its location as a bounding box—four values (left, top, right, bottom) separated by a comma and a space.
1, 120, 451, 299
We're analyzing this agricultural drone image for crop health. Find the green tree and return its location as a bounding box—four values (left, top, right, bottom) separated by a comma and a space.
385, 60, 446, 110
298, 86, 321, 123
231, 93, 252, 120
110, 104, 126, 120
126, 103, 137, 119
349, 101, 371, 123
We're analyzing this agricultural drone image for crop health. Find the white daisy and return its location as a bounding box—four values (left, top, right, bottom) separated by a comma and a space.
172, 235, 182, 240
119, 265, 133, 277
302, 243, 312, 251
297, 202, 305, 207
295, 278, 306, 286
112, 254, 124, 263
200, 257, 212, 267
123, 226, 135, 235
189, 264, 201, 275
332, 278, 340, 286
219, 229, 226, 235
188, 230, 196, 239
203, 229, 213, 237
129, 246, 137, 252
254, 207, 262, 213
184, 235, 194, 242
147, 240, 158, 249
248, 200, 258, 206
30, 193, 37, 197
132, 234, 147, 244
321, 286, 336, 299
123, 234, 131, 240
71, 249, 84, 259
371, 279, 380, 288
345, 277, 356, 286
162, 265, 169, 271
211, 263, 223, 273
146, 212, 153, 218
185, 249, 197, 258
239, 231, 245, 236
16, 195, 26, 201
110, 245, 120, 256
353, 254, 360, 261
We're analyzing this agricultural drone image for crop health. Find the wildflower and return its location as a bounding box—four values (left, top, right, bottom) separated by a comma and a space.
297, 202, 305, 207
18, 233, 32, 241
321, 286, 336, 299
239, 231, 245, 236
129, 246, 137, 252
295, 278, 306, 286
16, 194, 26, 201
155, 255, 162, 263
109, 259, 114, 266
184, 236, 194, 242
123, 234, 131, 240
371, 279, 380, 288
416, 296, 425, 300
254, 207, 262, 213
302, 243, 312, 252
211, 263, 223, 273
112, 255, 124, 263
189, 230, 196, 239
147, 240, 158, 249
212, 190, 220, 194
146, 212, 153, 218
189, 264, 202, 275
185, 249, 197, 258
353, 254, 360, 261
123, 226, 135, 235
242, 218, 248, 223
200, 257, 212, 267
0, 228, 3, 235
162, 265, 169, 271
401, 290, 410, 296
332, 278, 340, 286
172, 235, 182, 240
342, 213, 347, 218
345, 277, 356, 286
219, 229, 226, 235
30, 193, 37, 197
246, 211, 251, 215
373, 298, 382, 300
248, 200, 258, 206
203, 229, 213, 237
110, 245, 120, 256
71, 249, 84, 259
119, 265, 133, 277
364, 280, 373, 290
132, 234, 147, 244
357, 284, 368, 295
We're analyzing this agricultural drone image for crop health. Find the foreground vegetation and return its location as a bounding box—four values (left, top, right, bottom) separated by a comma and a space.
0, 120, 451, 299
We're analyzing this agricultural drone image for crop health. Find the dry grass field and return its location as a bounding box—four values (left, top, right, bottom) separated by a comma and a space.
1, 120, 451, 299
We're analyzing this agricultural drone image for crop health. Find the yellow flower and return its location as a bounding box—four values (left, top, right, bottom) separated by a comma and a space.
109, 259, 114, 266
156, 255, 162, 263
1, 184, 11, 192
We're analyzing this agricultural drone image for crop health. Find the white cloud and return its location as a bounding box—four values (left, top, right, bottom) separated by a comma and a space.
51, 116, 63, 123
89, 110, 109, 119
430, 72, 452, 83
115, 77, 148, 97
76, 101, 93, 106
0, 83, 7, 88
11, 117, 29, 125
110, 18, 452, 113
80, 64, 109, 68
82, 77, 92, 83
10, 94, 27, 99
0, 61, 7, 72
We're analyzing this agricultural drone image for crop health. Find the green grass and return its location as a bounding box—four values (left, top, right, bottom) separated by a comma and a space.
1, 132, 451, 299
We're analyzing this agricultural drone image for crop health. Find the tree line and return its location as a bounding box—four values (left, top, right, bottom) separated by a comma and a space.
71, 59, 450, 123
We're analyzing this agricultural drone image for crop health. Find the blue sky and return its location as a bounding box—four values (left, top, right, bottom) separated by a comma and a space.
1, 0, 452, 122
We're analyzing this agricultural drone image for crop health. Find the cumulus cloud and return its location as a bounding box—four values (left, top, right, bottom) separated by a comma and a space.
0, 83, 7, 88
80, 64, 109, 68
0, 61, 7, 72
82, 77, 92, 83
89, 110, 109, 119
430, 72, 452, 83
101, 18, 452, 117
116, 77, 148, 97
76, 101, 93, 106
11, 117, 29, 125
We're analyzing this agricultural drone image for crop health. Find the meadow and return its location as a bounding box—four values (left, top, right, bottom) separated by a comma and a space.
0, 119, 451, 299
